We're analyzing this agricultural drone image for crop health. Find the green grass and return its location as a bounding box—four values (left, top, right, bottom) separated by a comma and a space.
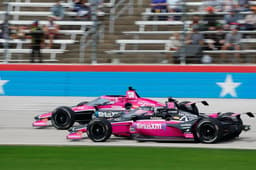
0, 146, 255, 170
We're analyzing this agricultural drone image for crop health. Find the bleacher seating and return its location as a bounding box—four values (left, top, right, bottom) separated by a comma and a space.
0, 0, 134, 63
0, 48, 66, 62
2, 0, 256, 64
105, 0, 256, 64
0, 39, 75, 50
107, 38, 256, 52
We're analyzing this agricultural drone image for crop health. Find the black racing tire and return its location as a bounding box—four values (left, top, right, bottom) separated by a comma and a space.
195, 119, 223, 143
219, 112, 243, 138
233, 117, 243, 137
51, 106, 76, 130
76, 101, 88, 106
87, 118, 112, 142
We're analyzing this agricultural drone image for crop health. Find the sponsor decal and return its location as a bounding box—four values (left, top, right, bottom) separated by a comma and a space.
97, 111, 119, 118
127, 91, 136, 98
136, 123, 163, 130
150, 117, 163, 120
137, 101, 156, 107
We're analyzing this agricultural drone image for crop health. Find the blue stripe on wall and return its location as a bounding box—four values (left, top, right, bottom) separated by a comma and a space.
0, 71, 255, 98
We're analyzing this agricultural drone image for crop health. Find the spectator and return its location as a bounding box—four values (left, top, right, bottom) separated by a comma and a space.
213, 26, 226, 50
173, 25, 204, 63
221, 0, 238, 12
28, 20, 44, 63
51, 0, 65, 20
164, 32, 181, 63
205, 26, 226, 50
43, 16, 59, 49
90, 0, 104, 13
238, 0, 250, 11
189, 15, 203, 31
167, 0, 182, 20
202, 6, 221, 31
0, 24, 4, 38
14, 26, 27, 40
221, 25, 242, 62
73, 0, 91, 20
186, 25, 205, 46
150, 0, 169, 20
240, 6, 256, 30
224, 9, 242, 30
199, 0, 222, 12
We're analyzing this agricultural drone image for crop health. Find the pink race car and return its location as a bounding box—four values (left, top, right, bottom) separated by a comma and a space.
32, 87, 165, 130
67, 99, 254, 143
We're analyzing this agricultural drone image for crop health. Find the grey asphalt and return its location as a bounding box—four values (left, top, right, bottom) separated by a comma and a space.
0, 96, 255, 149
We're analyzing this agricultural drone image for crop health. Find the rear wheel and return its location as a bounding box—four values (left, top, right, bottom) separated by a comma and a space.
233, 117, 243, 137
195, 119, 223, 143
51, 106, 75, 130
87, 118, 112, 142
219, 113, 243, 138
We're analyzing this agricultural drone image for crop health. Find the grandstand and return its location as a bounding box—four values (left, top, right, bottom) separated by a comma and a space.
0, 0, 256, 64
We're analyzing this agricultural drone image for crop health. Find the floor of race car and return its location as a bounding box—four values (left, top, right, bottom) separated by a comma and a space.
0, 96, 255, 149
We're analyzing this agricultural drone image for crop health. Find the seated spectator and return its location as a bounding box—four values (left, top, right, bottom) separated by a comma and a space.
221, 25, 242, 62
167, 0, 182, 20
199, 0, 222, 12
224, 9, 242, 30
90, 0, 104, 13
189, 15, 203, 31
205, 26, 226, 50
150, 0, 168, 20
237, 0, 250, 12
174, 25, 205, 63
0, 24, 3, 38
73, 0, 91, 20
221, 0, 238, 12
240, 6, 256, 30
186, 25, 205, 46
13, 26, 27, 40
213, 26, 226, 50
202, 6, 221, 31
164, 32, 181, 63
51, 0, 65, 20
43, 16, 59, 48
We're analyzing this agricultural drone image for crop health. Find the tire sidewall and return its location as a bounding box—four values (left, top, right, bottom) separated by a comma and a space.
87, 118, 112, 142
195, 119, 223, 143
51, 106, 75, 130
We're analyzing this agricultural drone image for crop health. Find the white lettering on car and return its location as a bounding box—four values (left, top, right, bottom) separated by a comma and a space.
137, 101, 156, 107
136, 123, 162, 130
98, 111, 118, 118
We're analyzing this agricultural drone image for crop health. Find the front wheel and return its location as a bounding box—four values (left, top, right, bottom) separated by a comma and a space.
87, 118, 112, 142
51, 106, 75, 130
195, 119, 223, 143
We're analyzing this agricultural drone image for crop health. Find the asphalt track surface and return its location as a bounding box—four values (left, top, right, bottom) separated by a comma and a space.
0, 96, 255, 149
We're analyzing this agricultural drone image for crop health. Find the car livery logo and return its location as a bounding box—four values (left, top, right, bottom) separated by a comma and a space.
96, 111, 119, 118
136, 123, 165, 130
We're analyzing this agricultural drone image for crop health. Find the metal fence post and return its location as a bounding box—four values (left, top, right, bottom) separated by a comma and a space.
90, 0, 99, 64
3, 0, 10, 63
180, 0, 187, 65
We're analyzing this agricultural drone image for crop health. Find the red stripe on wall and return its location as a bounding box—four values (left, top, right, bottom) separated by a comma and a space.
0, 64, 256, 72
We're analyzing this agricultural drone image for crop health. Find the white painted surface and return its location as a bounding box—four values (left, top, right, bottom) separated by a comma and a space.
0, 96, 255, 149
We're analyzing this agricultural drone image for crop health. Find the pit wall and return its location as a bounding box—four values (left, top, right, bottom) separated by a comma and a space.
0, 64, 256, 98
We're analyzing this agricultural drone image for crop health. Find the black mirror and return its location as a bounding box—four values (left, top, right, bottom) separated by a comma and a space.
201, 101, 209, 106
246, 112, 255, 118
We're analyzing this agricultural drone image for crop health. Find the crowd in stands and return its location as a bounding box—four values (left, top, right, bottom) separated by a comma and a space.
0, 0, 104, 63
151, 0, 256, 63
